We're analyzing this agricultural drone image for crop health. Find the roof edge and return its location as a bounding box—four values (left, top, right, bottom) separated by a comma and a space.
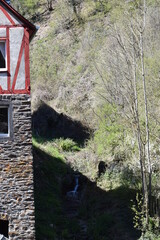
0, 0, 37, 39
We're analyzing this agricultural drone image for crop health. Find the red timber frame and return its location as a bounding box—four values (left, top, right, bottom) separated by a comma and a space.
0, 1, 36, 95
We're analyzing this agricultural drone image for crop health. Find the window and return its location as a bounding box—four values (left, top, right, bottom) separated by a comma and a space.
0, 41, 7, 71
0, 102, 12, 139
0, 106, 10, 138
0, 219, 9, 238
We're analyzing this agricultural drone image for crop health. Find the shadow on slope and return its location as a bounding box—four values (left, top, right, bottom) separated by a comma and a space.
32, 102, 91, 145
33, 146, 140, 240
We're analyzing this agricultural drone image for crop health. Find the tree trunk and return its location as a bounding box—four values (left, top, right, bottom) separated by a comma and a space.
140, 0, 152, 217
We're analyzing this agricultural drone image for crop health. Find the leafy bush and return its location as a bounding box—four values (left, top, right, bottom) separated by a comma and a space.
59, 138, 80, 152
95, 0, 112, 14
120, 167, 141, 188
139, 231, 160, 240
132, 194, 160, 240
13, 0, 39, 17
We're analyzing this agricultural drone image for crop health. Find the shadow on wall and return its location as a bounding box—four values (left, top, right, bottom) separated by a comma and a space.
33, 146, 141, 240
32, 102, 91, 144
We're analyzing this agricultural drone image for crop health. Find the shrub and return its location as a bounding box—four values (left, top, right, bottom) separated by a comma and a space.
59, 138, 80, 152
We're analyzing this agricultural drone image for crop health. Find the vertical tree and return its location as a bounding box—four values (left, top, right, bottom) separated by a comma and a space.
94, 0, 157, 233
139, 0, 152, 216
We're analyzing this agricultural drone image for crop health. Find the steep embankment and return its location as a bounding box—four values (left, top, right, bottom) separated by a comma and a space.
33, 137, 140, 240
30, 0, 111, 128
14, 0, 160, 239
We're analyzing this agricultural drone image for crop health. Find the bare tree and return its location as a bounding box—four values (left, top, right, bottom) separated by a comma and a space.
140, 0, 152, 217
92, 0, 155, 230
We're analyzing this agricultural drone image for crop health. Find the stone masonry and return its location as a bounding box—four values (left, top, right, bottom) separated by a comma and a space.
0, 94, 35, 240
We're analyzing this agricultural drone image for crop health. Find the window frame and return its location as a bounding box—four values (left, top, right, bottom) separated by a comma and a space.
0, 38, 7, 72
0, 102, 12, 139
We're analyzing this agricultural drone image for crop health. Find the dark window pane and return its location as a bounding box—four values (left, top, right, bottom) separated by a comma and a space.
0, 108, 8, 134
0, 220, 9, 238
0, 42, 6, 69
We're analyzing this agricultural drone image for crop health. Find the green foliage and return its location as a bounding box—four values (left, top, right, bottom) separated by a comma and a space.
97, 166, 141, 191
94, 103, 124, 156
138, 216, 160, 239
88, 213, 114, 240
58, 138, 81, 152
33, 136, 65, 161
131, 194, 160, 239
97, 170, 115, 190
131, 193, 146, 232
95, 0, 112, 15
13, 0, 39, 17
120, 167, 141, 189
139, 233, 160, 240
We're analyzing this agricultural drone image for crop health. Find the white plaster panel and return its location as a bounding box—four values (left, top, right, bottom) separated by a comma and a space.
0, 73, 7, 90
0, 28, 6, 37
0, 3, 22, 25
10, 27, 24, 87
8, 11, 22, 25
15, 49, 25, 90
0, 10, 12, 25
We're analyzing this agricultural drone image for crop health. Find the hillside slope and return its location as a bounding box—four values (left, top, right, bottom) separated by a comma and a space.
33, 137, 140, 240
30, 0, 100, 127
11, 0, 160, 239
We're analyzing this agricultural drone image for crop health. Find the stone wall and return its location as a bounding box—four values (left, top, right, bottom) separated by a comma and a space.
0, 94, 35, 240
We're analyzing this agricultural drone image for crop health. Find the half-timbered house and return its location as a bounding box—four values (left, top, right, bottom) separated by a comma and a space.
0, 0, 37, 239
